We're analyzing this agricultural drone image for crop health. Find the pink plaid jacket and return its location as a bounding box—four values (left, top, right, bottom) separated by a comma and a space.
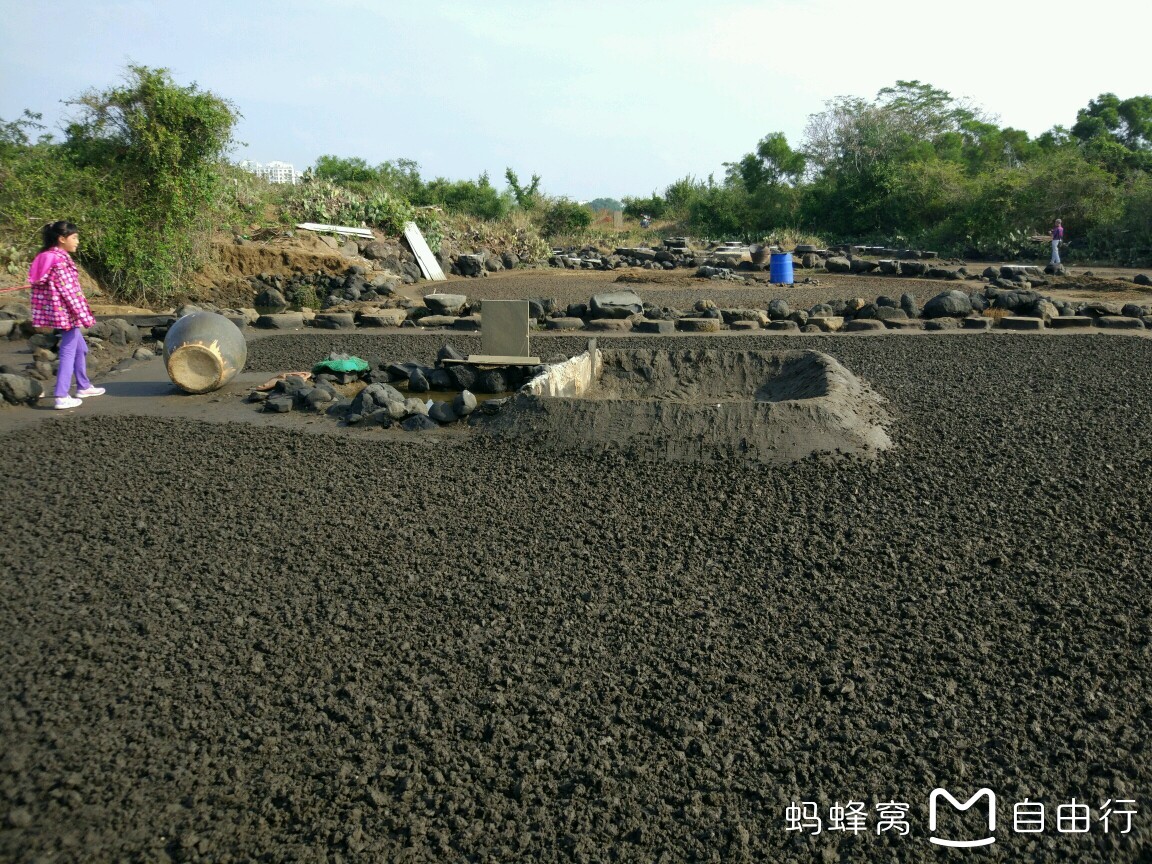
29, 249, 95, 330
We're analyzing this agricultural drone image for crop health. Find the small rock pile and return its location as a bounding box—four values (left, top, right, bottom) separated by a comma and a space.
247, 346, 548, 431
248, 274, 1152, 337
547, 238, 950, 274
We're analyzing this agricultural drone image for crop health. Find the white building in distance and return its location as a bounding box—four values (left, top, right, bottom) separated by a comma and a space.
239, 160, 302, 184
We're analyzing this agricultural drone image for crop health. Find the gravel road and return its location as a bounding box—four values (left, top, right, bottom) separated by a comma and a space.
2, 333, 1150, 862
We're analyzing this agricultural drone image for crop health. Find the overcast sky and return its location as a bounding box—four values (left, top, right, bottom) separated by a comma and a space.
1, 0, 1146, 202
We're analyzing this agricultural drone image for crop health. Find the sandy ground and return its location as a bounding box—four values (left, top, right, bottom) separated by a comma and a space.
2, 312, 1151, 861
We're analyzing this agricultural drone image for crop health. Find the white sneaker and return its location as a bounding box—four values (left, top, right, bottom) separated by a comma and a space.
76, 387, 106, 398
54, 396, 83, 410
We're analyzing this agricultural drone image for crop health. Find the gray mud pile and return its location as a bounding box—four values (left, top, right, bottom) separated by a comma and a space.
482, 348, 891, 463
2, 334, 1151, 862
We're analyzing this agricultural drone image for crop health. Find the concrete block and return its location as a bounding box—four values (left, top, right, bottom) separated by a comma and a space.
961, 317, 993, 330
675, 318, 721, 333
1094, 316, 1145, 330
999, 316, 1045, 331
587, 318, 633, 331
1048, 316, 1094, 329
545, 317, 586, 330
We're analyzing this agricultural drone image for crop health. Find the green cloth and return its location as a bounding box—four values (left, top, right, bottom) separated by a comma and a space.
312, 354, 369, 374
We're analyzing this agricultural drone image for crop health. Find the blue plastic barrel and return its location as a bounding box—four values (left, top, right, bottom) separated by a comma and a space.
769, 252, 794, 285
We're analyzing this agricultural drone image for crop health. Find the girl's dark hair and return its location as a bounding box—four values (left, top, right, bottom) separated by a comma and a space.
40, 220, 79, 252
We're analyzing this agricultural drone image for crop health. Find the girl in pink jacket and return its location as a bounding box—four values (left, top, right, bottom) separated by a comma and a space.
28, 221, 104, 409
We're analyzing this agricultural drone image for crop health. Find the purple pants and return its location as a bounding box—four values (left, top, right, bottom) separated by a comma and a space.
55, 327, 92, 398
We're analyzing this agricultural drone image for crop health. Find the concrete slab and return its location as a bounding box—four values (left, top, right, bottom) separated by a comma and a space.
999, 317, 1045, 331
416, 315, 459, 328
633, 319, 675, 334
962, 317, 993, 330
453, 354, 541, 366
481, 300, 531, 357
1095, 316, 1145, 330
1048, 316, 1095, 329
256, 312, 304, 330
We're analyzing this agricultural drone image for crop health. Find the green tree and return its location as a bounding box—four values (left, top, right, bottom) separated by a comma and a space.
663, 176, 704, 217
377, 158, 424, 201
621, 194, 666, 219
504, 168, 543, 211
313, 154, 377, 184
800, 81, 1008, 237
725, 132, 806, 233
585, 197, 623, 212
0, 110, 52, 155
61, 64, 239, 301
686, 184, 749, 240
539, 199, 592, 238
424, 172, 510, 220
0, 115, 90, 258
1073, 93, 1152, 151
1071, 93, 1152, 175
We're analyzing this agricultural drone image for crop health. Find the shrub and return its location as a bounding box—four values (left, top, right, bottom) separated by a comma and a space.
2, 67, 240, 303
622, 194, 667, 220
423, 173, 510, 220
61, 65, 239, 303
279, 178, 364, 226
539, 199, 592, 239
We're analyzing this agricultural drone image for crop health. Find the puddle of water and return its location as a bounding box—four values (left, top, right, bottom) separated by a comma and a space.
330, 378, 509, 404
394, 381, 510, 404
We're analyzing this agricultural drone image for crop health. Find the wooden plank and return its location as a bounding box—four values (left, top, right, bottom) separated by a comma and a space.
443, 355, 541, 366
403, 221, 447, 281
295, 222, 375, 238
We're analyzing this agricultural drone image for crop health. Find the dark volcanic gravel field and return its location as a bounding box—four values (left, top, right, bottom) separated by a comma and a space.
3, 333, 1151, 862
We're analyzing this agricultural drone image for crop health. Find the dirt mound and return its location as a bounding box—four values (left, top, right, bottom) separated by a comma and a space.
479, 348, 891, 462
186, 233, 366, 304
1053, 274, 1152, 295
613, 270, 703, 286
